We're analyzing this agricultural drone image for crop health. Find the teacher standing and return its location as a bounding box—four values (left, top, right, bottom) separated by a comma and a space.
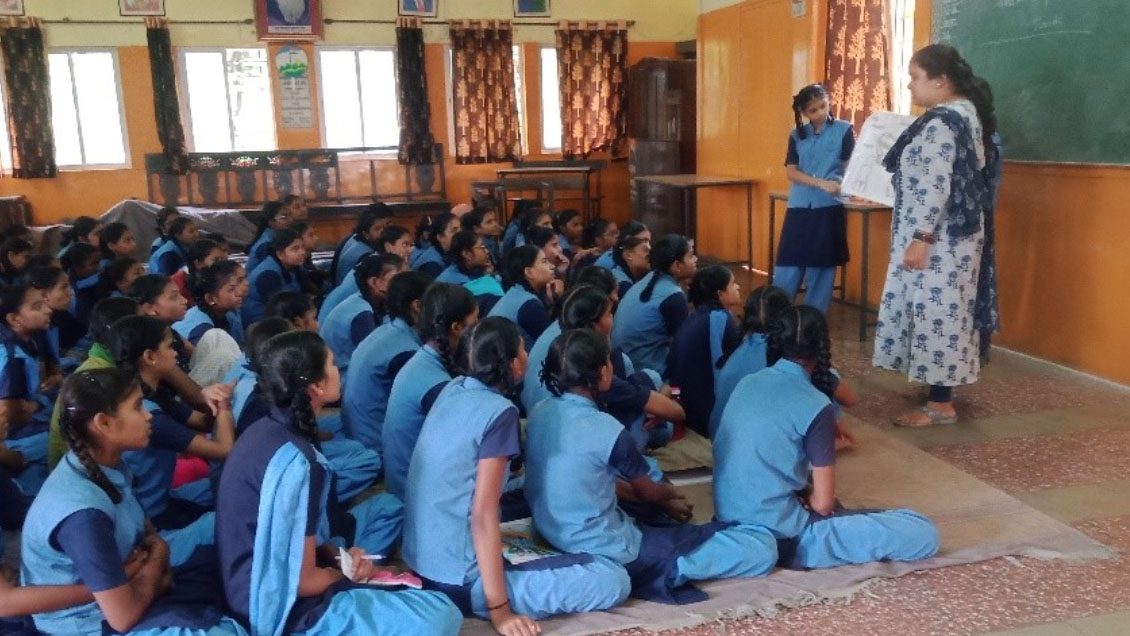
873, 44, 1002, 427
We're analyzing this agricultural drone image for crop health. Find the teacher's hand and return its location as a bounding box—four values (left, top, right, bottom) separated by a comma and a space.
903, 240, 930, 270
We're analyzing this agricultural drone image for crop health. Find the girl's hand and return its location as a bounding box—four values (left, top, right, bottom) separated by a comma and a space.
490, 606, 540, 636
346, 547, 375, 582
662, 495, 694, 523
39, 372, 63, 393
545, 279, 565, 303
123, 547, 150, 579
834, 420, 856, 451
902, 240, 929, 270
200, 383, 234, 416
818, 179, 841, 195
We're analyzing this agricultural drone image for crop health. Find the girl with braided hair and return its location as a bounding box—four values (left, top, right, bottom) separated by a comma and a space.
215, 331, 461, 636
22, 368, 248, 636
487, 244, 562, 351
435, 230, 504, 314
383, 283, 479, 500
404, 317, 631, 629
714, 306, 938, 570
173, 260, 247, 347
320, 252, 404, 375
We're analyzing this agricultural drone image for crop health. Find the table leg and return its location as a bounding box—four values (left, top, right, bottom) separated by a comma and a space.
683, 187, 694, 248
768, 198, 777, 283
859, 208, 870, 342
635, 178, 644, 222
746, 183, 754, 268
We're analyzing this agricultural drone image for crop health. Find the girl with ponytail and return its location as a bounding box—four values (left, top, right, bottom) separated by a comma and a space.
716, 305, 939, 571
216, 330, 460, 636
487, 244, 562, 351
23, 368, 248, 636
609, 233, 696, 378
409, 211, 459, 278
404, 317, 630, 627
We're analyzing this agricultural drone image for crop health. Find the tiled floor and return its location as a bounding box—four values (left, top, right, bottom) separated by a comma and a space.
609, 272, 1130, 635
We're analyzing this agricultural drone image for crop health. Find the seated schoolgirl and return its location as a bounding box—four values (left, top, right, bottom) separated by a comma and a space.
27, 266, 86, 373
435, 230, 504, 314
714, 306, 939, 569
56, 216, 101, 260
574, 217, 619, 271
61, 243, 102, 323
496, 200, 538, 253
667, 265, 743, 436
99, 256, 144, 298
609, 233, 651, 300
410, 212, 459, 279
0, 236, 32, 286
216, 331, 459, 635
318, 252, 402, 326
376, 225, 415, 263
487, 245, 562, 351
322, 254, 402, 374
0, 284, 57, 495
244, 200, 291, 274
709, 285, 792, 437
150, 206, 180, 254
595, 220, 649, 270
173, 260, 247, 347
172, 238, 223, 307
148, 216, 199, 277
331, 202, 392, 285
403, 318, 631, 625
342, 271, 431, 452
265, 291, 320, 332
523, 225, 569, 279
461, 206, 503, 265
98, 222, 138, 268
109, 316, 235, 529
554, 209, 598, 264
243, 228, 307, 325
47, 297, 140, 470
610, 234, 696, 378
526, 329, 775, 604
383, 283, 478, 500
23, 368, 246, 636
288, 222, 327, 296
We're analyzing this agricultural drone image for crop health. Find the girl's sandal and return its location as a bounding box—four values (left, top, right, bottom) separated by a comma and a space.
894, 407, 958, 428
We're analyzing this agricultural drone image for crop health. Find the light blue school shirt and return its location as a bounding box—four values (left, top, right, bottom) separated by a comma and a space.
708, 333, 769, 437
318, 275, 359, 325
321, 292, 375, 374
334, 235, 373, 285
609, 271, 684, 377
382, 344, 452, 500
341, 317, 422, 452
243, 228, 276, 274
173, 305, 245, 346
487, 285, 543, 350
520, 321, 562, 413
786, 118, 853, 209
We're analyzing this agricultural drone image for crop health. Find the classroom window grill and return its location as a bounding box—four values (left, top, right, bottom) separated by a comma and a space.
317, 48, 400, 151
181, 48, 276, 153
47, 50, 129, 167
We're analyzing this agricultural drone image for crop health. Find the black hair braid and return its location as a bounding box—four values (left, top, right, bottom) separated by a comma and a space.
810, 328, 837, 398
60, 410, 123, 504
640, 234, 689, 303
289, 388, 321, 450
432, 313, 457, 375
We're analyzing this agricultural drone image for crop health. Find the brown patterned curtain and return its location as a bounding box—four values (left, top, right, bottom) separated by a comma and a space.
395, 18, 436, 165
0, 18, 56, 179
825, 0, 890, 131
146, 18, 189, 175
450, 20, 521, 164
555, 23, 628, 159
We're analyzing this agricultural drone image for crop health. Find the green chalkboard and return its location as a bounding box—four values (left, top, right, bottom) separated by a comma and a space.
932, 0, 1130, 164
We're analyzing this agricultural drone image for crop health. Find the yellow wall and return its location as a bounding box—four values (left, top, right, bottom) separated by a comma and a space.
698, 0, 1130, 386
2, 0, 693, 229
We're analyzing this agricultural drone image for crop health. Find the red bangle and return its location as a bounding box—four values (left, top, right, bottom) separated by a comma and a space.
912, 230, 936, 244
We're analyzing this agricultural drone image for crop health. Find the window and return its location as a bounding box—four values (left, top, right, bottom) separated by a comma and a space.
317, 48, 399, 150
889, 0, 917, 114
0, 82, 11, 172
182, 48, 276, 152
540, 47, 561, 152
444, 45, 541, 156
48, 50, 128, 167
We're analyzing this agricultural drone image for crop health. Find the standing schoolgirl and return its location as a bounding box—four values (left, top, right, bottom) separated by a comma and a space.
216, 331, 460, 635
56, 217, 101, 260
708, 285, 791, 437
148, 216, 200, 277
714, 306, 939, 569
461, 207, 503, 265
62, 243, 103, 323
342, 271, 431, 453
526, 329, 775, 605
321, 254, 402, 374
318, 252, 402, 326
666, 265, 742, 436
98, 222, 138, 267
595, 220, 649, 270
403, 318, 630, 626
0, 285, 55, 495
774, 84, 854, 314
243, 201, 291, 274
487, 245, 562, 351
435, 230, 504, 314
0, 237, 32, 285
610, 234, 696, 378
383, 283, 478, 500
172, 238, 223, 307
409, 212, 459, 278
331, 202, 393, 285
243, 228, 307, 325
173, 261, 247, 346
23, 368, 247, 636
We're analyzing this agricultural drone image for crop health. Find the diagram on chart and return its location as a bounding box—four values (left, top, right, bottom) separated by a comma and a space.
842, 111, 916, 207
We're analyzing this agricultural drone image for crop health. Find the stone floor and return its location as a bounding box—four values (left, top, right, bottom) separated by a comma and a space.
608, 271, 1130, 635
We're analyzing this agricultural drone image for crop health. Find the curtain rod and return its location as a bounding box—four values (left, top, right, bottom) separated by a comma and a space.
325, 18, 636, 27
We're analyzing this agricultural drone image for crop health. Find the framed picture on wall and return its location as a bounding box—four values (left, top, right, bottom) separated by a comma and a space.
399, 0, 438, 18
119, 0, 165, 16
256, 0, 323, 40
514, 0, 550, 17
0, 0, 25, 16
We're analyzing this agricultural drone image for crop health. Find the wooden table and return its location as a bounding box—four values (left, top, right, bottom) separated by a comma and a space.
768, 192, 892, 342
634, 174, 755, 266
496, 165, 601, 220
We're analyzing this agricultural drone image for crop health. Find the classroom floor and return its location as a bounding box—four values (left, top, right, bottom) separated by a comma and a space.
610, 269, 1130, 636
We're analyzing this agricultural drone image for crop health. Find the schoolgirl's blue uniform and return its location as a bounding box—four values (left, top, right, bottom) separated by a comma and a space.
173, 305, 245, 347
409, 244, 446, 279
148, 238, 188, 277
382, 344, 451, 501
403, 377, 631, 618
215, 407, 458, 636
243, 228, 276, 275
525, 393, 774, 604
486, 285, 551, 351
610, 271, 688, 378
243, 254, 302, 325
435, 265, 504, 315
69, 271, 102, 323
22, 453, 245, 636
708, 332, 769, 437
320, 292, 378, 375
610, 263, 636, 300
317, 275, 359, 325
666, 305, 740, 436
714, 359, 939, 569
594, 249, 617, 270
774, 118, 854, 314
0, 325, 53, 495
332, 234, 373, 286
342, 318, 421, 453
